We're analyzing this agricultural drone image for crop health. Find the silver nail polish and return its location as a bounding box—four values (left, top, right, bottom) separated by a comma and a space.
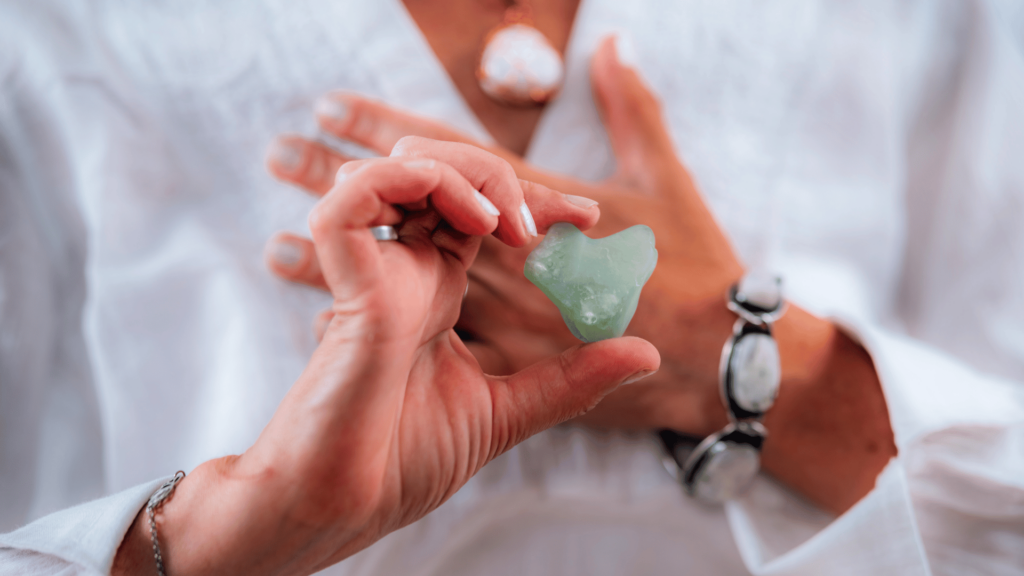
314, 96, 349, 121
269, 240, 303, 267
519, 201, 538, 237
562, 193, 599, 209
614, 33, 640, 68
267, 139, 303, 171
475, 190, 500, 216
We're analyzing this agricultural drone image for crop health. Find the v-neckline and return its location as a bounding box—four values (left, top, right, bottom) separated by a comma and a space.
372, 0, 593, 162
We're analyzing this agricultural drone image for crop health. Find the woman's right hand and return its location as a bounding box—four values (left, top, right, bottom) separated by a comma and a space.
112, 140, 659, 576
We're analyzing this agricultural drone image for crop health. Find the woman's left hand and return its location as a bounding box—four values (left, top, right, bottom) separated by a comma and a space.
264, 37, 895, 514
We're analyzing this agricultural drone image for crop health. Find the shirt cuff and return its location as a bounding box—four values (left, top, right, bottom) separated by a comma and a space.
720, 313, 1024, 574
0, 476, 170, 574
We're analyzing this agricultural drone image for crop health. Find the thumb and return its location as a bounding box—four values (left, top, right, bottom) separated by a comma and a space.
591, 35, 683, 191
488, 337, 660, 455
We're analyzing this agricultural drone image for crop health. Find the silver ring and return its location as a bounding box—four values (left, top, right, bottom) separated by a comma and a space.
371, 225, 398, 241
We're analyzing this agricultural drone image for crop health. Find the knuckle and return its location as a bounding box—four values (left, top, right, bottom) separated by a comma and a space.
308, 204, 328, 238
557, 350, 581, 390
497, 159, 518, 185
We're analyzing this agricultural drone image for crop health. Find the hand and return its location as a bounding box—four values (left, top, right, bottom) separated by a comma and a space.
113, 143, 660, 576
266, 37, 895, 514
266, 37, 741, 430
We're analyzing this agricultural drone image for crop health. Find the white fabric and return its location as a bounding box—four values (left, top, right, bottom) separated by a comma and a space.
0, 478, 166, 576
1, 0, 1023, 575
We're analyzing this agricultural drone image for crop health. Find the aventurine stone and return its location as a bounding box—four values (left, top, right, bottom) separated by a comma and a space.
524, 223, 658, 343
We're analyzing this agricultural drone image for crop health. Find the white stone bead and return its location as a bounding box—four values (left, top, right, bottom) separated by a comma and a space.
729, 333, 780, 412
693, 441, 760, 502
737, 270, 781, 310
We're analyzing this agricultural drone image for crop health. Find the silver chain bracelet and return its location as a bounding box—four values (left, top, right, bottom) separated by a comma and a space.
147, 471, 186, 576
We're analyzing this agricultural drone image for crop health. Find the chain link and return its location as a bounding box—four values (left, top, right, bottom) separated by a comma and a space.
147, 471, 185, 576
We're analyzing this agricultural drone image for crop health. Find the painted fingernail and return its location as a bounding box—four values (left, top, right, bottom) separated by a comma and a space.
519, 201, 538, 237
268, 238, 304, 267
621, 369, 656, 386
614, 33, 639, 68
475, 190, 500, 216
562, 193, 599, 209
314, 96, 348, 122
267, 139, 303, 172
403, 159, 436, 170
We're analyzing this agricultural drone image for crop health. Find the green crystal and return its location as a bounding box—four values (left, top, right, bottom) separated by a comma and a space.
524, 223, 658, 343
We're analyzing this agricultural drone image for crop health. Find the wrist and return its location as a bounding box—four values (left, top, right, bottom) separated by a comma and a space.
145, 456, 332, 576
636, 290, 735, 434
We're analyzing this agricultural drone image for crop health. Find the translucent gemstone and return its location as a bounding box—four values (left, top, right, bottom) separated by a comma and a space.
692, 441, 761, 502
729, 333, 781, 413
477, 24, 565, 106
524, 223, 658, 343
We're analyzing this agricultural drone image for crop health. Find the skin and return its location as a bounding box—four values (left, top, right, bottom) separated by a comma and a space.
264, 37, 897, 515
114, 8, 896, 573
111, 147, 660, 575
401, 0, 582, 155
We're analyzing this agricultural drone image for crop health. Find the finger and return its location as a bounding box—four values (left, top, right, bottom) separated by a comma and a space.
265, 232, 329, 291
390, 137, 533, 246
314, 92, 479, 157
393, 138, 600, 247
519, 179, 600, 234
488, 337, 660, 454
311, 159, 499, 296
311, 91, 573, 191
591, 35, 693, 193
334, 158, 500, 239
267, 135, 353, 197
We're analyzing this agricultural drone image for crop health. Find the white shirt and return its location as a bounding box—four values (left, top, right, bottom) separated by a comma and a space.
1, 0, 1023, 574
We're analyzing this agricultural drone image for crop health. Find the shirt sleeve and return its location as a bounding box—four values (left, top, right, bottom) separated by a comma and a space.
0, 0, 106, 533
724, 1, 1024, 574
0, 477, 168, 576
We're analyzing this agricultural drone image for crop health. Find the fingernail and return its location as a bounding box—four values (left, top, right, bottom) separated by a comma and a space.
403, 159, 436, 170
267, 139, 303, 172
314, 96, 348, 122
475, 190, 500, 216
562, 193, 599, 209
614, 33, 639, 68
621, 369, 656, 386
268, 238, 304, 267
519, 201, 538, 237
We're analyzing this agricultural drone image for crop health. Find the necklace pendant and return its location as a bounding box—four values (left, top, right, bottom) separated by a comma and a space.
477, 22, 565, 107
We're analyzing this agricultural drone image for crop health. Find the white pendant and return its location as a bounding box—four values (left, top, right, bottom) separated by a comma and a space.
477, 23, 564, 107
